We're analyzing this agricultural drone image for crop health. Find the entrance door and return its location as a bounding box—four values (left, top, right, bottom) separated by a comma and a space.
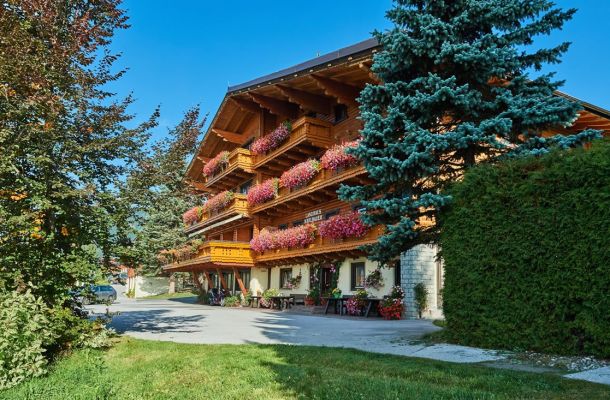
320, 268, 333, 295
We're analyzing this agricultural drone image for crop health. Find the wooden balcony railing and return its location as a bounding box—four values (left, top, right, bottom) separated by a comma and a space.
255, 226, 383, 265
253, 117, 335, 172
185, 194, 249, 234
249, 165, 367, 215
204, 148, 254, 191
163, 240, 254, 272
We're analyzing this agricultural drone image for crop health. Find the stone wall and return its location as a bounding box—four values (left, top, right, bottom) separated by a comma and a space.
400, 244, 443, 319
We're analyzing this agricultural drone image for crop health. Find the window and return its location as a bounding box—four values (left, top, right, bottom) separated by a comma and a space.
334, 104, 348, 123
280, 268, 293, 289
351, 262, 365, 290
239, 179, 252, 195
394, 259, 401, 286
324, 209, 339, 220
278, 223, 288, 230
292, 220, 303, 227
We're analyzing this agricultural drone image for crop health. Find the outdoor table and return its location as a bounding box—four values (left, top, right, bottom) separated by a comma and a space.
269, 295, 292, 310
250, 296, 261, 308
323, 297, 345, 315
363, 298, 383, 318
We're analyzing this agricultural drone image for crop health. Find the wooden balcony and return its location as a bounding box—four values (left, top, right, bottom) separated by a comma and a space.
255, 226, 383, 266
253, 117, 335, 175
185, 194, 250, 235
250, 165, 368, 217
204, 148, 254, 191
163, 241, 254, 272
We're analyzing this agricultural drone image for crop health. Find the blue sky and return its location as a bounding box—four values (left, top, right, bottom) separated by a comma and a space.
108, 0, 610, 140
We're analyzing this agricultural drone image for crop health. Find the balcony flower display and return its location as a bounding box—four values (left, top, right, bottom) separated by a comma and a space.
250, 121, 292, 155
182, 206, 202, 226
279, 159, 321, 189
250, 224, 316, 253
320, 140, 360, 171
202, 151, 229, 177
247, 178, 279, 206
318, 211, 369, 240
202, 190, 234, 214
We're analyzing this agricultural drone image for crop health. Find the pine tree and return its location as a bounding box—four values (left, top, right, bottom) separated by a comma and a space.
339, 0, 600, 265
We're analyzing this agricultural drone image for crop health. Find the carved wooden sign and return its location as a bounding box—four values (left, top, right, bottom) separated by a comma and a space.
304, 209, 322, 223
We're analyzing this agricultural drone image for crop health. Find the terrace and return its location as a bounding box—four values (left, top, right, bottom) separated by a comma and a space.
185, 193, 250, 235
162, 240, 254, 273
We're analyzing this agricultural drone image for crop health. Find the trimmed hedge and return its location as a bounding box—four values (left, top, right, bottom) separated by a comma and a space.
440, 139, 610, 357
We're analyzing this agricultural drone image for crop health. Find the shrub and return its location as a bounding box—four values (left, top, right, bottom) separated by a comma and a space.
0, 291, 55, 389
413, 283, 428, 319
202, 151, 229, 177
440, 139, 610, 357
223, 296, 241, 307
259, 289, 280, 308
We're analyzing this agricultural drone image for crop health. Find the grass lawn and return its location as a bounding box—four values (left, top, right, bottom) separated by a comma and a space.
4, 338, 609, 400
140, 291, 197, 300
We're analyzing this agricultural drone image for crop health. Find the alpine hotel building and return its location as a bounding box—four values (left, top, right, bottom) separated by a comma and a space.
163, 39, 610, 318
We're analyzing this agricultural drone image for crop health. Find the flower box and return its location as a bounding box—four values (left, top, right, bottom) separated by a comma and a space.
247, 178, 279, 206
250, 224, 316, 253
250, 121, 292, 155
320, 140, 359, 171
202, 191, 234, 214
318, 211, 369, 240
182, 206, 202, 226
202, 151, 229, 178
280, 159, 320, 190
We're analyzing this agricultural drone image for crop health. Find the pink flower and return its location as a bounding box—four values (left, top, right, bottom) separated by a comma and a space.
280, 159, 320, 189
250, 121, 292, 155
202, 191, 234, 214
247, 178, 279, 206
318, 212, 369, 239
320, 140, 360, 171
202, 151, 229, 177
182, 207, 202, 226
250, 224, 316, 253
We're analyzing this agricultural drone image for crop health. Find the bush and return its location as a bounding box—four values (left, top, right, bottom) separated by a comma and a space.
0, 290, 55, 389
440, 139, 610, 357
223, 296, 241, 307
413, 283, 429, 319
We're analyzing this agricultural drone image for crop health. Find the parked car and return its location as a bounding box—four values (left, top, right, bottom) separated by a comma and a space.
77, 285, 117, 305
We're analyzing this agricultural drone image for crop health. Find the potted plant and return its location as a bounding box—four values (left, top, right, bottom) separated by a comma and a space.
346, 289, 368, 316
379, 286, 405, 320
331, 288, 342, 299
305, 287, 319, 306
364, 268, 384, 290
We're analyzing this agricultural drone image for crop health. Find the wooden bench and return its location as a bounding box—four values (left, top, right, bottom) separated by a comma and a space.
290, 294, 306, 306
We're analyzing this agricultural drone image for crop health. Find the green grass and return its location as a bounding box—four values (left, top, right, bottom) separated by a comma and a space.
140, 291, 197, 300
4, 338, 609, 399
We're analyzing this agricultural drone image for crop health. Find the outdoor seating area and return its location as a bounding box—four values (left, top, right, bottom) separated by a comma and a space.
323, 296, 383, 318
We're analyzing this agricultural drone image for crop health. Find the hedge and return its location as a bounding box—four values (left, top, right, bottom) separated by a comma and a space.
440, 139, 610, 357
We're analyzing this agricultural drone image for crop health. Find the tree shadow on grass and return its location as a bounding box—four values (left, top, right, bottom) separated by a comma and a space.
110, 309, 206, 334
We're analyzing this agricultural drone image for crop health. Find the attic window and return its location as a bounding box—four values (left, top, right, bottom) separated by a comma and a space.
334, 104, 348, 123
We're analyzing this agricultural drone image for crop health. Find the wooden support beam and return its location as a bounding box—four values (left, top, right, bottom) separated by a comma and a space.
311, 74, 361, 107
276, 85, 334, 115
212, 128, 247, 144
217, 268, 228, 290
203, 270, 214, 290
233, 268, 248, 296
230, 97, 262, 114
249, 93, 299, 119
186, 180, 208, 191
197, 156, 211, 162
192, 272, 202, 289
359, 62, 380, 83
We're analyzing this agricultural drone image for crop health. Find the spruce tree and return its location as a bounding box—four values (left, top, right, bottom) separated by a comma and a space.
339, 0, 599, 265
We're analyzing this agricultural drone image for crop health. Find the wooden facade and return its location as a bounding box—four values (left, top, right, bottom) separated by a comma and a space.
165, 39, 610, 298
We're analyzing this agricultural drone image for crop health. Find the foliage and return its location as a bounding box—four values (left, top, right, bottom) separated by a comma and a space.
5, 339, 610, 400
285, 271, 302, 289
250, 121, 292, 155
318, 212, 368, 240
182, 207, 202, 226
202, 151, 229, 177
223, 296, 241, 307
279, 159, 320, 189
259, 289, 280, 308
388, 285, 405, 300
346, 289, 368, 316
364, 269, 384, 290
0, 0, 159, 304
247, 178, 279, 206
320, 140, 360, 171
339, 0, 600, 265
250, 224, 316, 253
378, 298, 403, 320
440, 139, 610, 357
0, 291, 54, 389
413, 283, 429, 319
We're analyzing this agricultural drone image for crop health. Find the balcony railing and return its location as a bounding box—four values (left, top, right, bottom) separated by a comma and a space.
253, 117, 334, 171
254, 226, 382, 265
163, 240, 254, 272
249, 164, 367, 214
185, 194, 249, 234
204, 148, 254, 191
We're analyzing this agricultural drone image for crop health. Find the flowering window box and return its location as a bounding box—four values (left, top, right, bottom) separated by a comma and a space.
202, 191, 234, 214
202, 151, 229, 178
318, 212, 369, 240
320, 140, 360, 171
247, 178, 279, 206
250, 121, 292, 155
250, 224, 316, 253
279, 159, 320, 190
182, 206, 202, 226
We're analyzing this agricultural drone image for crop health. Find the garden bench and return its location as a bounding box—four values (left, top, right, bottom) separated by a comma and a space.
290, 294, 306, 306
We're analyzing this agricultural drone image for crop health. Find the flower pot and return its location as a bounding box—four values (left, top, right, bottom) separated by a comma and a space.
332, 292, 342, 299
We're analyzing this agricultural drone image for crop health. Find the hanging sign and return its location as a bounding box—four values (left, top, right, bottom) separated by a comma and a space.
304, 209, 323, 223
